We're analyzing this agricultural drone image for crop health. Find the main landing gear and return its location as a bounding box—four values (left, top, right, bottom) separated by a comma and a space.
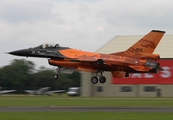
91, 73, 106, 84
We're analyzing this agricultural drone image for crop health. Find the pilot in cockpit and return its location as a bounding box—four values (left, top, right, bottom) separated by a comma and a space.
41, 43, 59, 49
45, 43, 49, 48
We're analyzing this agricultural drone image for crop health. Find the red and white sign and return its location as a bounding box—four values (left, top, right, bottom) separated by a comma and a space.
112, 60, 173, 84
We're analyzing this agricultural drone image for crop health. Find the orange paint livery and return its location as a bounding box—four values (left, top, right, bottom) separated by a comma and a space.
9, 30, 165, 84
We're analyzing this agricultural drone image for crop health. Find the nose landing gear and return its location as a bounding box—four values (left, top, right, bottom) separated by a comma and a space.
53, 67, 60, 79
52, 67, 74, 79
53, 74, 58, 79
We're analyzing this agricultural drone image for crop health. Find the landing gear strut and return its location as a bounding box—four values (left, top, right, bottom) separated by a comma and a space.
53, 67, 60, 79
52, 67, 74, 79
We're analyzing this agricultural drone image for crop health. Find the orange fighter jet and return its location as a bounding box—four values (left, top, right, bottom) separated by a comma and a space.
8, 30, 165, 84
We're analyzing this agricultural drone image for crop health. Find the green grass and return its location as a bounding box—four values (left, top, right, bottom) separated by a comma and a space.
1, 96, 173, 120
0, 112, 173, 120
1, 96, 173, 107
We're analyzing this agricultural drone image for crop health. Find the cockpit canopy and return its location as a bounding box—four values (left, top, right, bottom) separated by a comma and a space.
39, 43, 60, 49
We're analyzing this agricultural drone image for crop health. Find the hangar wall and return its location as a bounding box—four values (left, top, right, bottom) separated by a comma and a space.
81, 34, 173, 97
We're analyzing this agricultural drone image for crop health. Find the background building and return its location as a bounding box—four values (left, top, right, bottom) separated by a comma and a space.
81, 34, 173, 97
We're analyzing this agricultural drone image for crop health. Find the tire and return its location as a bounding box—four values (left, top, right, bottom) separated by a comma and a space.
99, 76, 106, 84
91, 76, 98, 84
53, 74, 58, 79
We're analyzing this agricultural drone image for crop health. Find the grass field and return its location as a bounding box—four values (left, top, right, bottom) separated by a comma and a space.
0, 95, 173, 107
0, 112, 173, 120
1, 96, 173, 120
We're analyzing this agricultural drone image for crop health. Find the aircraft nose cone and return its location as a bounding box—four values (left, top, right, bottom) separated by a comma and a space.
8, 49, 30, 56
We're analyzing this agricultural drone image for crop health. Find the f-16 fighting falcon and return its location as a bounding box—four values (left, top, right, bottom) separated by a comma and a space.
8, 30, 165, 84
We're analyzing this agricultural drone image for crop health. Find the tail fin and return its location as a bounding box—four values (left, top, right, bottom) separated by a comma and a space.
110, 30, 165, 58
126, 30, 165, 53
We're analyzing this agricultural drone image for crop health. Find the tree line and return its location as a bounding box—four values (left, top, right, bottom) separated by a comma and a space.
0, 59, 81, 93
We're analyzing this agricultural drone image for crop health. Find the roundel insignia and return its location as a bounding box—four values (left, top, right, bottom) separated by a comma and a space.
135, 60, 138, 64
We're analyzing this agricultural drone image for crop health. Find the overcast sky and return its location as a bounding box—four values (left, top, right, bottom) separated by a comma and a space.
1, 0, 173, 69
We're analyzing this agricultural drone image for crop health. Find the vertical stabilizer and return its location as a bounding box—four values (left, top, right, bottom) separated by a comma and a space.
126, 30, 165, 53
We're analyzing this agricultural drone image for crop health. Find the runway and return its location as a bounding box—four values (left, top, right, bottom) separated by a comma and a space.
0, 107, 173, 112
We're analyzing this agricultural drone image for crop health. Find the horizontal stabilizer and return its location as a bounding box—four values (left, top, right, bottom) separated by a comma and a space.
129, 66, 151, 72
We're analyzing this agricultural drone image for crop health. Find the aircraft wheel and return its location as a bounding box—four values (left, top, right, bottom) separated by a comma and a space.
91, 77, 98, 84
53, 74, 58, 79
99, 76, 106, 84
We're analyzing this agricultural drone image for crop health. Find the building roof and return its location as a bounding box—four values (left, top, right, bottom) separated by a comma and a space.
97, 35, 173, 58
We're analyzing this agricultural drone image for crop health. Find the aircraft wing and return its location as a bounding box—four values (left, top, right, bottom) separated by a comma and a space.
45, 90, 66, 95
0, 90, 16, 94
72, 58, 97, 63
75, 57, 120, 66
24, 90, 35, 94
